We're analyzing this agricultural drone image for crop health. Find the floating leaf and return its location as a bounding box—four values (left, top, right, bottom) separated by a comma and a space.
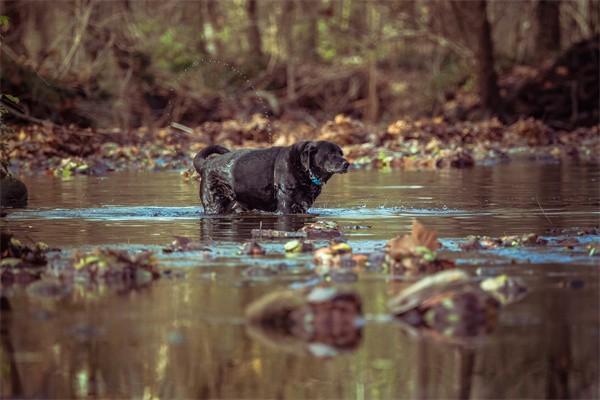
284, 239, 314, 254
388, 219, 439, 260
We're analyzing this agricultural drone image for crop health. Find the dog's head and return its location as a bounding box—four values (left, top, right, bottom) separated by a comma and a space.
298, 141, 350, 177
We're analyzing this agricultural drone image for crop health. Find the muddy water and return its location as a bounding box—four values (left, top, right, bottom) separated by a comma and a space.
2, 161, 599, 399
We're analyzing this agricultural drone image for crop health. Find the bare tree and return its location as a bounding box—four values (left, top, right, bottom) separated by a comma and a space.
205, 0, 224, 56
452, 0, 502, 113
365, 5, 379, 122
474, 0, 501, 112
193, 1, 209, 56
302, 0, 319, 61
281, 0, 296, 102
535, 0, 561, 60
1, 0, 29, 56
246, 0, 264, 63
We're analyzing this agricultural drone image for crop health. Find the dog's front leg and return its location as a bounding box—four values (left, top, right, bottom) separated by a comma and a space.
276, 187, 306, 214
230, 200, 246, 214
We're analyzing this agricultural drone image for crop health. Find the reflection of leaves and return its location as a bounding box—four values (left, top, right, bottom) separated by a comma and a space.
239, 241, 266, 256
460, 233, 548, 250
388, 270, 471, 315
299, 220, 342, 239
0, 232, 52, 267
480, 274, 528, 304
68, 248, 160, 286
246, 287, 363, 356
389, 270, 502, 337
74, 255, 106, 270
0, 233, 59, 286
26, 279, 71, 300
163, 236, 210, 253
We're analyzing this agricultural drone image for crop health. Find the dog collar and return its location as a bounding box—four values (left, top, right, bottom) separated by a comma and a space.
307, 158, 321, 185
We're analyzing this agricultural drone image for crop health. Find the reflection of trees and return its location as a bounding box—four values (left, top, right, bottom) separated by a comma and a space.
0, 296, 23, 398
471, 284, 599, 398
198, 214, 313, 242
3, 274, 599, 398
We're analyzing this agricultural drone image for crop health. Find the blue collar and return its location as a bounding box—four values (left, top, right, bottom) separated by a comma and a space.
307, 162, 321, 185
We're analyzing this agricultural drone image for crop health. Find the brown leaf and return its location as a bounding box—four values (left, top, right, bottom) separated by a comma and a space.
388, 219, 439, 259
412, 219, 439, 251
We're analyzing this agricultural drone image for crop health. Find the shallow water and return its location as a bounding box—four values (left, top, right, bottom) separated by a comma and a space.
6, 161, 600, 245
1, 161, 599, 399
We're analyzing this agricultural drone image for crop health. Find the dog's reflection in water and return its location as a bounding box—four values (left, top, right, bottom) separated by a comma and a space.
198, 213, 317, 242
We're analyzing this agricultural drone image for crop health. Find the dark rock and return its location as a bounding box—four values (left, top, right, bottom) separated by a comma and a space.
0, 176, 28, 208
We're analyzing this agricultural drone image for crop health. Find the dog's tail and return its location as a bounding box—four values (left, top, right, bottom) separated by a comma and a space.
193, 145, 230, 173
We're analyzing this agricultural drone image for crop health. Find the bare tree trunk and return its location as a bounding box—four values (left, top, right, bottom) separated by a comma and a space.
454, 0, 501, 114
302, 0, 319, 61
349, 0, 367, 37
366, 49, 378, 121
246, 0, 264, 63
282, 0, 296, 102
57, 0, 95, 79
206, 0, 223, 56
535, 0, 561, 60
194, 1, 208, 56
31, 2, 50, 67
475, 0, 501, 113
588, 0, 599, 34
365, 5, 379, 122
0, 0, 29, 56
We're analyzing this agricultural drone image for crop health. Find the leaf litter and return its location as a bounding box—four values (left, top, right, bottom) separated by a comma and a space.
1, 218, 597, 343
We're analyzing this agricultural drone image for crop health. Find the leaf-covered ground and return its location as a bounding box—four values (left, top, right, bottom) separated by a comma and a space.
4, 115, 598, 177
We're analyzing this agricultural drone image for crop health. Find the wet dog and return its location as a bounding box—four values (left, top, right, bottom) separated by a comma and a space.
193, 141, 350, 214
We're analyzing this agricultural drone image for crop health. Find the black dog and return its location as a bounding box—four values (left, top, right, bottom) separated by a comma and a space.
193, 141, 349, 214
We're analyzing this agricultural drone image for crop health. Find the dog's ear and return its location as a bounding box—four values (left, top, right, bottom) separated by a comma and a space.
299, 141, 316, 170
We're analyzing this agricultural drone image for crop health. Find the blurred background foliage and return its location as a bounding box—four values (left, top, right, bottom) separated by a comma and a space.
0, 0, 598, 128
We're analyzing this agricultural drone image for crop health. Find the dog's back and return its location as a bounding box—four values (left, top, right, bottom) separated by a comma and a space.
231, 147, 284, 210
193, 145, 230, 173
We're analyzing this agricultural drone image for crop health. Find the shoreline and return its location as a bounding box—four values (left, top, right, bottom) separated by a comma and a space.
4, 116, 599, 177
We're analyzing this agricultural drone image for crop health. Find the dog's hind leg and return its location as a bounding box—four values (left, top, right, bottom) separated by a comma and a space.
201, 174, 237, 214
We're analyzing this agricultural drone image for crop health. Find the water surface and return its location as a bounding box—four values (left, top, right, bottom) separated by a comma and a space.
1, 161, 599, 399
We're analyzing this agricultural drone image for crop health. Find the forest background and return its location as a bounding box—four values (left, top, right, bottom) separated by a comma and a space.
1, 0, 598, 132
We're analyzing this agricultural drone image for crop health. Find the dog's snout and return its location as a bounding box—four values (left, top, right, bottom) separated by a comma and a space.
341, 160, 350, 172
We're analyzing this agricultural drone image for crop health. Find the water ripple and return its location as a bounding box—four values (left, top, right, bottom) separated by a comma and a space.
7, 205, 596, 222
8, 205, 491, 221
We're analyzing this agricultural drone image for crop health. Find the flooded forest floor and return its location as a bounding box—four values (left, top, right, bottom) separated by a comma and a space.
1, 116, 599, 398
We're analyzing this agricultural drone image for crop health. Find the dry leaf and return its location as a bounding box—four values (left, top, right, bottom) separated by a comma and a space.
388, 219, 439, 259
